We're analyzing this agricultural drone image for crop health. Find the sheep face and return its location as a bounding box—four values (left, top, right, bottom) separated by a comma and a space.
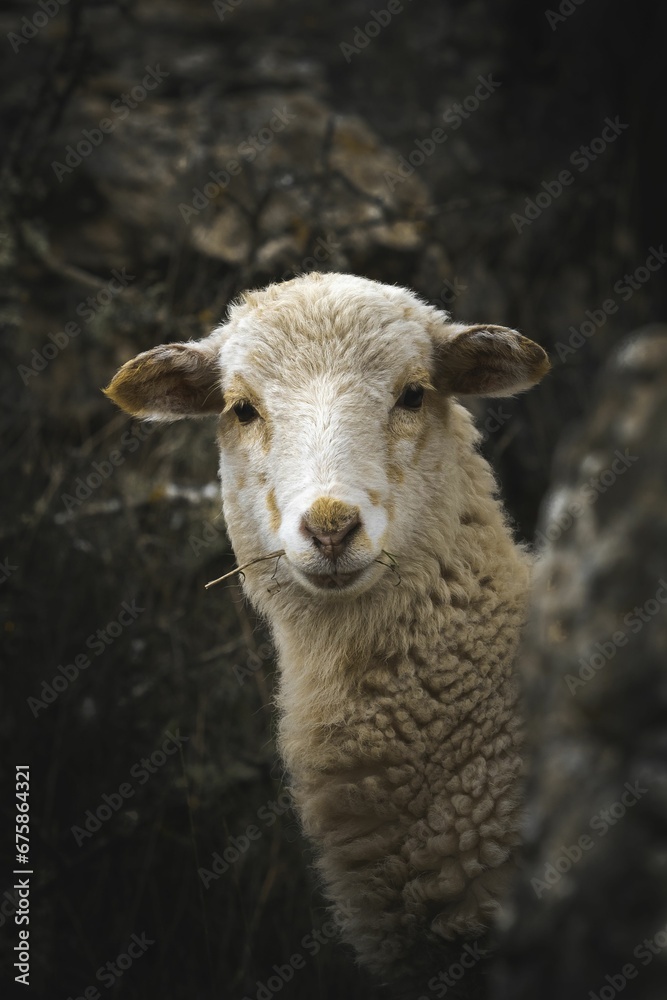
214, 292, 437, 598
105, 273, 549, 600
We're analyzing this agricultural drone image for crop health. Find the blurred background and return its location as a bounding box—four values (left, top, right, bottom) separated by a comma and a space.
1, 0, 665, 997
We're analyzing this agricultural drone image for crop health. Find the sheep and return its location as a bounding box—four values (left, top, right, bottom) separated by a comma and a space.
105, 271, 549, 983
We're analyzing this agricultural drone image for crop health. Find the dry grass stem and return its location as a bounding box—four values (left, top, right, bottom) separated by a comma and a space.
375, 550, 402, 586
205, 550, 286, 589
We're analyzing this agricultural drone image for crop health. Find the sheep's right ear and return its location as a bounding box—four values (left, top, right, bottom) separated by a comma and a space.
104, 341, 224, 420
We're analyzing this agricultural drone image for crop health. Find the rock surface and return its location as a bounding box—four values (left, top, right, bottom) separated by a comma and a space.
492, 329, 667, 1000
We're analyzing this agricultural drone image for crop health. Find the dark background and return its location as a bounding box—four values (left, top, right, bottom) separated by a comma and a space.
1, 0, 665, 997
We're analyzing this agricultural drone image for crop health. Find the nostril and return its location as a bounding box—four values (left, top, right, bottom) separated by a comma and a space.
302, 505, 362, 561
340, 516, 361, 543
310, 517, 360, 550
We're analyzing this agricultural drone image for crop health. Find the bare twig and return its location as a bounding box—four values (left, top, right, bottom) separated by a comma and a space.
21, 221, 143, 296
205, 550, 285, 590
267, 552, 284, 594
375, 549, 402, 586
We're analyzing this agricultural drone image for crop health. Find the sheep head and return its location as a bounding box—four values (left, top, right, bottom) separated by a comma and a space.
105, 273, 549, 601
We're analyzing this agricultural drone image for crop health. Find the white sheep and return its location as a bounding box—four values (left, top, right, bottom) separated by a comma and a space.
105, 272, 549, 981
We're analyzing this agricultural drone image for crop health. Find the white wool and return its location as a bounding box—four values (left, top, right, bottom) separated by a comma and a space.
105, 272, 549, 976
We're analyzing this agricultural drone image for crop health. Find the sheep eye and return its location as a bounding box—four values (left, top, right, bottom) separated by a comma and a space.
233, 401, 259, 424
397, 384, 424, 410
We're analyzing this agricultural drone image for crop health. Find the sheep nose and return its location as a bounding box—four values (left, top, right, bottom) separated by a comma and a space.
302, 498, 361, 561
306, 521, 360, 561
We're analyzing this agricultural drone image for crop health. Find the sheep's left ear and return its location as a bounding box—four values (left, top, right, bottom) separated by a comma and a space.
433, 323, 550, 397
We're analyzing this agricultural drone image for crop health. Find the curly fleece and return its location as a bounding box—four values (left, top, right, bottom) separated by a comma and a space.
104, 272, 545, 979
270, 409, 530, 975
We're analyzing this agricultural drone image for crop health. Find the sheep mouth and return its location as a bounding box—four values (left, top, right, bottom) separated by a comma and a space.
296, 566, 369, 593
299, 567, 367, 590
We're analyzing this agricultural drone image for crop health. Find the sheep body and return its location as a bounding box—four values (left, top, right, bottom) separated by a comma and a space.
268, 405, 530, 974
105, 272, 548, 978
